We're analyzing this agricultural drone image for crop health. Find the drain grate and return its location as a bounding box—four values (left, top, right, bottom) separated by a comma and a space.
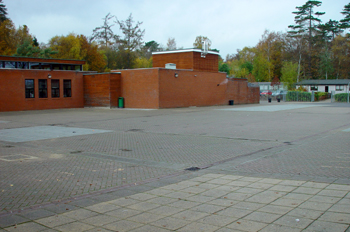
185, 167, 201, 171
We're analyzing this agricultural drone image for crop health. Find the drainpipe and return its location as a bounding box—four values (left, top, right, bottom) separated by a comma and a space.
348, 82, 350, 104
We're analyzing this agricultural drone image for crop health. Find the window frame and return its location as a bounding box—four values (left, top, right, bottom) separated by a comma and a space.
38, 79, 48, 98
336, 85, 344, 91
25, 79, 35, 98
310, 85, 318, 91
63, 80, 72, 97
51, 79, 60, 98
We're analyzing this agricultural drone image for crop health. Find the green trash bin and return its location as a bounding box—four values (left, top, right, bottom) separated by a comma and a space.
118, 97, 124, 108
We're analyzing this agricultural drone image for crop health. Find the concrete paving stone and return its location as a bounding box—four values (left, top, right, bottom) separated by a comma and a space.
70, 198, 99, 208
338, 198, 350, 205
150, 217, 191, 230
19, 209, 56, 220
103, 219, 144, 231
279, 180, 306, 186
179, 186, 207, 194
85, 228, 113, 232
257, 205, 294, 215
317, 189, 349, 198
219, 175, 244, 180
215, 228, 239, 232
185, 195, 216, 203
187, 176, 213, 182
81, 214, 119, 226
148, 205, 184, 216
43, 204, 79, 214
269, 185, 297, 192
85, 203, 119, 213
145, 188, 173, 196
163, 191, 195, 199
243, 211, 282, 223
274, 215, 313, 229
201, 174, 225, 179
35, 215, 75, 228
177, 221, 220, 232
298, 201, 333, 211
0, 214, 30, 228
105, 208, 142, 219
61, 208, 98, 220
54, 221, 95, 232
170, 180, 199, 188
214, 185, 239, 192
127, 212, 166, 224
195, 183, 220, 190
190, 203, 226, 214
328, 204, 350, 214
283, 193, 313, 201
245, 191, 286, 204
292, 187, 322, 195
128, 193, 158, 201
167, 200, 201, 209
200, 189, 229, 198
125, 201, 161, 211
258, 178, 283, 185
231, 202, 265, 211
207, 198, 238, 207
224, 192, 252, 201
287, 208, 324, 220
206, 178, 233, 185
145, 196, 178, 205
308, 195, 341, 204
171, 210, 209, 221
226, 181, 252, 187
319, 212, 350, 224
196, 214, 238, 227
216, 207, 253, 218
246, 182, 274, 190
259, 224, 302, 232
226, 219, 268, 231
234, 187, 264, 195
3, 222, 47, 232
303, 220, 350, 232
128, 224, 171, 232
271, 198, 305, 207
107, 197, 140, 207
301, 182, 330, 189
239, 177, 262, 182
326, 184, 350, 191
160, 184, 188, 191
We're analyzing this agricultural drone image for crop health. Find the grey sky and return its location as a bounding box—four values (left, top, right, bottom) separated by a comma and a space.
6, 0, 349, 58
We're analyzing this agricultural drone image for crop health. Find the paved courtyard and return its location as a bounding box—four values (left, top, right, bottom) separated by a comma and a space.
0, 101, 349, 231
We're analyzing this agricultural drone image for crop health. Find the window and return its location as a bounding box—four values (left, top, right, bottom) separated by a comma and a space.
25, 79, 34, 98
63, 80, 71, 97
336, 85, 344, 91
310, 86, 318, 91
51, 79, 60, 98
38, 79, 48, 98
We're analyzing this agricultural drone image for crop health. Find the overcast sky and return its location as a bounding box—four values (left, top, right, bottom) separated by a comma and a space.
5, 0, 349, 58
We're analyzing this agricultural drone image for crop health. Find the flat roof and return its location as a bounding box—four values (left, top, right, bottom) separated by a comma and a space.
0, 55, 86, 65
297, 79, 350, 85
152, 48, 219, 55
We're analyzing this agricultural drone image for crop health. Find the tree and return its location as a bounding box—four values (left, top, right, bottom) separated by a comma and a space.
142, 40, 160, 59
340, 3, 350, 32
166, 37, 176, 50
0, 19, 16, 55
91, 13, 116, 48
193, 36, 211, 49
116, 13, 145, 69
288, 1, 325, 78
281, 61, 298, 90
0, 0, 7, 23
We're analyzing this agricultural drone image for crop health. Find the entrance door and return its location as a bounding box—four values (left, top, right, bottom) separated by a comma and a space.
325, 86, 329, 92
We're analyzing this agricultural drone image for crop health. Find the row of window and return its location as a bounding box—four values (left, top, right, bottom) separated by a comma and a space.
310, 85, 349, 91
25, 79, 71, 98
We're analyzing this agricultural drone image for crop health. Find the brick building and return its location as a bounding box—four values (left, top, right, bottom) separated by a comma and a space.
1, 49, 259, 112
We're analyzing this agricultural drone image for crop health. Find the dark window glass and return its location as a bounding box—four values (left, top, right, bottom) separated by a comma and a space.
51, 79, 60, 98
38, 79, 48, 98
64, 80, 71, 97
25, 79, 35, 98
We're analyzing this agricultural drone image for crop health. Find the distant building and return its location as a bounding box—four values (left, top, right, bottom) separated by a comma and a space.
296, 79, 350, 93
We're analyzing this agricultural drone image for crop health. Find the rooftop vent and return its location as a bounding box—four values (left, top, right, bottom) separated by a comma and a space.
165, 63, 176, 69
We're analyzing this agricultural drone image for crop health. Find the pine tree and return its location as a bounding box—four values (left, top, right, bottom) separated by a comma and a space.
0, 0, 8, 23
340, 3, 350, 33
288, 1, 325, 79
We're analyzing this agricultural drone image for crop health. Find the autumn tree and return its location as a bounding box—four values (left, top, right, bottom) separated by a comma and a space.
193, 36, 211, 49
91, 13, 116, 48
166, 37, 176, 50
281, 61, 298, 90
0, 19, 16, 55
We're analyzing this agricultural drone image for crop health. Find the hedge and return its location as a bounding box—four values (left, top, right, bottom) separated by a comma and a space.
286, 91, 311, 102
335, 93, 349, 102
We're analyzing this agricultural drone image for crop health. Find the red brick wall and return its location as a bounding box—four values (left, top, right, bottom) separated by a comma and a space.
153, 51, 218, 72
158, 69, 227, 108
0, 69, 84, 112
226, 78, 259, 104
113, 69, 159, 109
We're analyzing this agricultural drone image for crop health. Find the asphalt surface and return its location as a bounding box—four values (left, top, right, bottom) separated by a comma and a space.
0, 100, 349, 231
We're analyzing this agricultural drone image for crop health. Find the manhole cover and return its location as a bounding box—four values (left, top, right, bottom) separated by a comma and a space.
0, 154, 37, 161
